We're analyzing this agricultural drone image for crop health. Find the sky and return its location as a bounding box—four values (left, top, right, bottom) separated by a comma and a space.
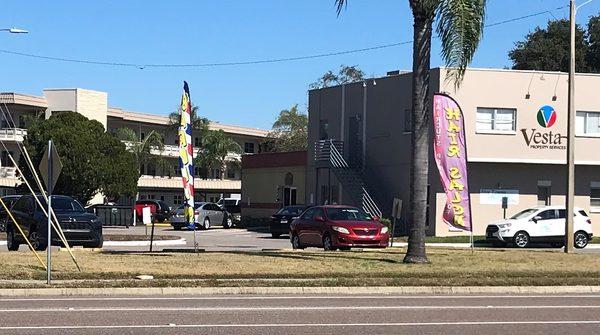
1, 0, 599, 130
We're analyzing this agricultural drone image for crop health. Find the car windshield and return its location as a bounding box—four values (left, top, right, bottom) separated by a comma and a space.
42, 197, 85, 213
277, 206, 304, 215
510, 208, 538, 220
326, 207, 372, 221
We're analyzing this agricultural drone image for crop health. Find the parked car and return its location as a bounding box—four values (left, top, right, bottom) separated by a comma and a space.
290, 205, 389, 251
270, 205, 307, 238
170, 202, 233, 230
0, 195, 21, 232
486, 206, 593, 248
135, 200, 171, 223
219, 199, 241, 226
6, 194, 103, 251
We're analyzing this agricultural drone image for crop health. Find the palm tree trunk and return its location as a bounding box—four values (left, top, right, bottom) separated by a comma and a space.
404, 8, 433, 264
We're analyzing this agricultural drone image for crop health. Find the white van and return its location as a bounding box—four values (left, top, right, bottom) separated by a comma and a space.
486, 206, 593, 248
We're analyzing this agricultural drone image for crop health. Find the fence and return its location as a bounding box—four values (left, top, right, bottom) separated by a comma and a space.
88, 205, 134, 228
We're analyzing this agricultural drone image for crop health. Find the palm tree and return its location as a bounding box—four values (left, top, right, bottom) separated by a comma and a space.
115, 127, 165, 176
335, 0, 486, 263
167, 104, 211, 141
195, 130, 242, 179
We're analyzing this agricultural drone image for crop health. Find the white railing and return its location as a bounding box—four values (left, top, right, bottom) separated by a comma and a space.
328, 140, 383, 218
0, 128, 27, 142
122, 141, 241, 161
0, 167, 17, 178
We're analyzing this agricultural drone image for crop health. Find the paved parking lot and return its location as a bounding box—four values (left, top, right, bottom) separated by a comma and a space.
103, 226, 291, 252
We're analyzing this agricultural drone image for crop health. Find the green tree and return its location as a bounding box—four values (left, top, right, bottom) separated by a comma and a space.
586, 15, 600, 72
268, 104, 308, 152
22, 112, 138, 204
195, 130, 242, 179
310, 65, 366, 89
114, 127, 165, 176
168, 104, 210, 140
335, 0, 486, 264
509, 19, 589, 72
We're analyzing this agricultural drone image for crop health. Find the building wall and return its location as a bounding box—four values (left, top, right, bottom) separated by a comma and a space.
43, 89, 108, 128
432, 163, 600, 236
307, 68, 600, 237
242, 151, 307, 221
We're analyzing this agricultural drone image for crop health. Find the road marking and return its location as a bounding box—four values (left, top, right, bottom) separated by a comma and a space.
2, 295, 600, 302
1, 320, 600, 330
2, 305, 600, 312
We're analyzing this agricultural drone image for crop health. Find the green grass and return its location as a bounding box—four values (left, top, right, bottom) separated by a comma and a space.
0, 248, 598, 288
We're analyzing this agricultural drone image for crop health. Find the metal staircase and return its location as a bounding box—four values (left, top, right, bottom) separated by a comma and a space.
315, 140, 383, 218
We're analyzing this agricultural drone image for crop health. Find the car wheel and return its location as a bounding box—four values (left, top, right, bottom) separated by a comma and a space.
223, 216, 233, 229
202, 218, 211, 230
271, 232, 281, 238
29, 230, 47, 251
291, 234, 303, 250
513, 231, 530, 248
574, 231, 589, 249
323, 234, 336, 251
6, 228, 20, 251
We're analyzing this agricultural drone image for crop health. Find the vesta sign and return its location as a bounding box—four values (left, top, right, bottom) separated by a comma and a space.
521, 105, 566, 150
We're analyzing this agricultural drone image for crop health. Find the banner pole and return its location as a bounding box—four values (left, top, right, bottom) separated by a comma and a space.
47, 140, 52, 285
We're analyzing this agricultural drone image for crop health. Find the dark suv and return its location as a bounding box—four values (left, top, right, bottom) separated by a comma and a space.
6, 195, 103, 251
0, 195, 21, 232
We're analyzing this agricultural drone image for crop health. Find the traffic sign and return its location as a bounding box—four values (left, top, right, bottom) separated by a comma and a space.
39, 143, 62, 193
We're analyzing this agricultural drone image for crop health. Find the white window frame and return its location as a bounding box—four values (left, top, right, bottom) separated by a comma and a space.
576, 111, 600, 137
475, 107, 517, 134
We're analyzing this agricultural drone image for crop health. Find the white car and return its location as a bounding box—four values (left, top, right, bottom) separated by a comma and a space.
170, 202, 233, 230
486, 206, 593, 248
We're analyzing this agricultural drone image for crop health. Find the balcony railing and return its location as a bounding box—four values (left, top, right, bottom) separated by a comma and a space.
122, 141, 241, 161
0, 128, 27, 142
0, 167, 18, 178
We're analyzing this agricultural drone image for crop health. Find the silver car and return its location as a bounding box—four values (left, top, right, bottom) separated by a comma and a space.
170, 202, 233, 230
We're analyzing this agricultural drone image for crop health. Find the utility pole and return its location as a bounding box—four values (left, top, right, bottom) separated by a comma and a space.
565, 0, 576, 253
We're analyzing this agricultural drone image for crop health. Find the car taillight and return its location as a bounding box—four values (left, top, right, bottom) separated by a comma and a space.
587, 219, 592, 224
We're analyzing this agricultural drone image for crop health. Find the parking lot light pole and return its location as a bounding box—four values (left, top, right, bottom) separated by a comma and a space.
0, 27, 29, 34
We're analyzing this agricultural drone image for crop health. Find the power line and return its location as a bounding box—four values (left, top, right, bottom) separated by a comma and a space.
0, 6, 566, 69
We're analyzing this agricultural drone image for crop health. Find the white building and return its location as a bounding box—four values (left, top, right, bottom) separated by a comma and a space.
0, 88, 270, 205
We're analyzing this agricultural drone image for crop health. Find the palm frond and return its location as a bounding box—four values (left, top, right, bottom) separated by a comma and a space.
436, 0, 486, 87
335, 0, 346, 16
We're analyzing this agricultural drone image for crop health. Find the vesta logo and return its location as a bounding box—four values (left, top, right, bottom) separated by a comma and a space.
537, 105, 557, 128
521, 105, 565, 150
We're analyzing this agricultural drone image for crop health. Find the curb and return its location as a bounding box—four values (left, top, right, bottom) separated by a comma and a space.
103, 238, 187, 247
0, 286, 599, 297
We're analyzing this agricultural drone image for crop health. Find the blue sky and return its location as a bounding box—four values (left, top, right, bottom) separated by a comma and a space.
1, 0, 598, 130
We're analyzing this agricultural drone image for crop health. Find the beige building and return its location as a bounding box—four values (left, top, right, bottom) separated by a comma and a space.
241, 151, 306, 224
307, 68, 600, 236
0, 88, 269, 206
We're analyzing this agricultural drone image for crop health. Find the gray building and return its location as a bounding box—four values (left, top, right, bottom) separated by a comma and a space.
307, 67, 600, 237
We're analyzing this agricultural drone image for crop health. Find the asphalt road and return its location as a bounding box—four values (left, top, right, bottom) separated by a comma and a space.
0, 294, 599, 334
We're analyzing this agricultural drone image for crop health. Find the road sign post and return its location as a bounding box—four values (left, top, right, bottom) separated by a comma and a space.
39, 140, 63, 285
391, 198, 402, 247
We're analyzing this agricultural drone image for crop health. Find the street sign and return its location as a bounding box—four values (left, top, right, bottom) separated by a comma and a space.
39, 144, 62, 193
392, 198, 403, 219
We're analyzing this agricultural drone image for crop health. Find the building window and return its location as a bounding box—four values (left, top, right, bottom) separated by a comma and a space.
537, 181, 552, 206
1, 151, 14, 167
244, 142, 255, 154
174, 195, 183, 205
227, 169, 236, 179
476, 108, 516, 132
576, 111, 600, 136
140, 132, 146, 140
319, 120, 329, 140
213, 169, 221, 179
194, 137, 200, 147
591, 186, 600, 210
404, 109, 412, 133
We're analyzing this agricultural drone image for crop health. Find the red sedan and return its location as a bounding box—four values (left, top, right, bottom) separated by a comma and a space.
290, 205, 389, 251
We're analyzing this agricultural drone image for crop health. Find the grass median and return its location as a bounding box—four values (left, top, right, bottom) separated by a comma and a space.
0, 248, 599, 288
